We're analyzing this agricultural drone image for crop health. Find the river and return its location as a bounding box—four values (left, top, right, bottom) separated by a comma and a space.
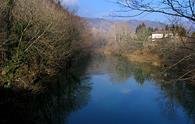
0, 54, 195, 124
67, 54, 195, 124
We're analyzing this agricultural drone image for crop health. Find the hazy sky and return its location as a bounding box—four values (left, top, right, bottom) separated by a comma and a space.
61, 0, 167, 22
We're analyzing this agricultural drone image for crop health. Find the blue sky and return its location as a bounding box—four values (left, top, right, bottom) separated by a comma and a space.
61, 0, 167, 22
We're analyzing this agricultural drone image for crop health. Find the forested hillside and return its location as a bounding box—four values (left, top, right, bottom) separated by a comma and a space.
0, 0, 92, 90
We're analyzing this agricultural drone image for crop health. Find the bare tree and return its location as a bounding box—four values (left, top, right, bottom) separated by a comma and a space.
115, 0, 195, 82
116, 0, 195, 22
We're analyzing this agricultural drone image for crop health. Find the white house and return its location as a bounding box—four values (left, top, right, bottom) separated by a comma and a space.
151, 31, 174, 41
152, 33, 164, 39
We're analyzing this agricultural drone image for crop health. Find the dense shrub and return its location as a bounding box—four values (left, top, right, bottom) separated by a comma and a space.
0, 0, 91, 89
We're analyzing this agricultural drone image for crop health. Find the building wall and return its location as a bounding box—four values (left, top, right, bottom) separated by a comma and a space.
152, 34, 164, 39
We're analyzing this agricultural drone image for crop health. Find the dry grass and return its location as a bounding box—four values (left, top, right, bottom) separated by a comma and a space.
125, 50, 162, 67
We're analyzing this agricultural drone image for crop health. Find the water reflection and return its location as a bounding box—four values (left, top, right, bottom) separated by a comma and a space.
157, 81, 195, 123
0, 56, 92, 124
1, 54, 195, 124
87, 54, 159, 84
68, 54, 195, 124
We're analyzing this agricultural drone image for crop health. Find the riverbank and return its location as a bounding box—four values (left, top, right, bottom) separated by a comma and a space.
123, 50, 162, 67
97, 48, 163, 67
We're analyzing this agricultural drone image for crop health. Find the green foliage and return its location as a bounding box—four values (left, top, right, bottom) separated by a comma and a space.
135, 23, 153, 41
165, 24, 187, 37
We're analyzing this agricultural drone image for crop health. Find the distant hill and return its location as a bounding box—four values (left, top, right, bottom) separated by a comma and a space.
84, 17, 115, 31
85, 17, 166, 32
126, 20, 166, 31
85, 17, 195, 34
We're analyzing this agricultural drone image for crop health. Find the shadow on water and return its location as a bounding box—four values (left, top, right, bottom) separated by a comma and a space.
0, 55, 92, 124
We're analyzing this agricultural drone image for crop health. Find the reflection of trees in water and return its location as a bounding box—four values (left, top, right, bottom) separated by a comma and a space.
90, 54, 159, 84
90, 54, 195, 122
87, 54, 132, 82
109, 55, 195, 122
0, 56, 92, 124
133, 68, 148, 85
156, 81, 195, 123
110, 57, 134, 83
0, 75, 92, 124
112, 55, 195, 122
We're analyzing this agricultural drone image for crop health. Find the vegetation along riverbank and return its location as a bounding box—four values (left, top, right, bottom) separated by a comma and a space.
91, 20, 195, 83
0, 0, 92, 90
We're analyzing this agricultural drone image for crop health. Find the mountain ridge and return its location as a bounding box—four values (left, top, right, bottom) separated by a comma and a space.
84, 17, 195, 32
84, 17, 166, 32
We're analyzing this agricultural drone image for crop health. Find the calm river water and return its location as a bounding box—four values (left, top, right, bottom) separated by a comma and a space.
0, 54, 195, 124
67, 54, 195, 124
